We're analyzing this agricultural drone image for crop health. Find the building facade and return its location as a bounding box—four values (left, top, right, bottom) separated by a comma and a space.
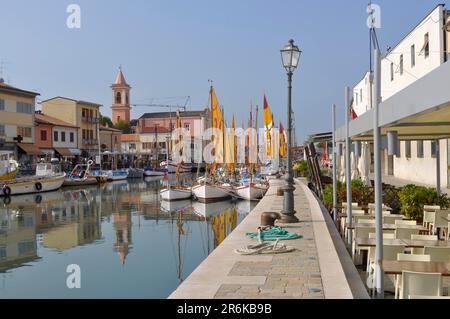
34, 113, 79, 159
100, 126, 122, 153
137, 109, 210, 163
41, 97, 102, 157
351, 4, 450, 188
0, 80, 40, 163
121, 127, 170, 161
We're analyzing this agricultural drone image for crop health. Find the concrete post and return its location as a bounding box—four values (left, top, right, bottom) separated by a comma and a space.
436, 140, 441, 197
345, 87, 353, 247
373, 48, 384, 298
332, 104, 337, 223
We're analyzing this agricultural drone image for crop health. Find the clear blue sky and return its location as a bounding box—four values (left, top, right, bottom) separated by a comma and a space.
0, 0, 445, 142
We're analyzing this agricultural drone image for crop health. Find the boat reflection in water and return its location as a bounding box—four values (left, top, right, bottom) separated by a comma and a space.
0, 176, 257, 298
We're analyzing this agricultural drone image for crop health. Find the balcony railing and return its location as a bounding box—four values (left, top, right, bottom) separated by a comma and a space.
82, 117, 100, 124
82, 139, 99, 145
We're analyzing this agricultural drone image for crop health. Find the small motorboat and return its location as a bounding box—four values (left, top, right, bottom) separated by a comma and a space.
144, 166, 167, 177
105, 169, 129, 181
63, 161, 107, 186
1, 161, 65, 197
127, 168, 144, 179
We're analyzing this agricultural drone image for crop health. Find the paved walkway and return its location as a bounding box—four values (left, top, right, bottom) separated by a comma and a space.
169, 178, 368, 299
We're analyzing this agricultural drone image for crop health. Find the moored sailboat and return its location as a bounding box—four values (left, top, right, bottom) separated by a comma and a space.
160, 110, 192, 201
234, 182, 268, 201
192, 85, 233, 203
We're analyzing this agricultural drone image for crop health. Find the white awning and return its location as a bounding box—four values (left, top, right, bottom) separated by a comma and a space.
69, 148, 82, 156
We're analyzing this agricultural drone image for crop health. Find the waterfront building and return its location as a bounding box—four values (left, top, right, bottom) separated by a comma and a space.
41, 97, 102, 158
111, 67, 131, 125
34, 113, 80, 160
42, 194, 102, 251
136, 110, 210, 163
99, 125, 122, 153
0, 208, 38, 272
347, 4, 450, 188
0, 79, 40, 164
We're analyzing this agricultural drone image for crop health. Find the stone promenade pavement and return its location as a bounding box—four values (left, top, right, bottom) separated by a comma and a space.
169, 178, 369, 299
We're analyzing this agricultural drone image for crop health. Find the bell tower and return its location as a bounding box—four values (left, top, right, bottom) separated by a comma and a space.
111, 66, 131, 125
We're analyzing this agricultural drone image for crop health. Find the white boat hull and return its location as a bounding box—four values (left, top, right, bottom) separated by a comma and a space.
144, 169, 166, 177
106, 170, 129, 181
192, 184, 232, 203
1, 175, 65, 196
234, 184, 267, 201
162, 161, 192, 173
63, 176, 99, 186
160, 188, 192, 201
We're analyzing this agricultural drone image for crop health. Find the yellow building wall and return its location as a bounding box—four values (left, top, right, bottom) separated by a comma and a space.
41, 98, 77, 125
77, 102, 100, 150
0, 92, 35, 143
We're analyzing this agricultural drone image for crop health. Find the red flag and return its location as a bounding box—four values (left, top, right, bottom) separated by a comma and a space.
349, 98, 358, 120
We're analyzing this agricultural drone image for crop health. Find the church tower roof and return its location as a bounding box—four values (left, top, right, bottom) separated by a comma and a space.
112, 66, 130, 87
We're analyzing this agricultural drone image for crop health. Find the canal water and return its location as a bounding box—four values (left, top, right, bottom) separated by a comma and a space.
0, 175, 256, 298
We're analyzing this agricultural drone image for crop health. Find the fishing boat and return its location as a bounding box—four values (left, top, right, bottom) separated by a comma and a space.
234, 182, 268, 201
0, 152, 18, 181
144, 166, 167, 177
160, 110, 192, 201
160, 187, 192, 201
192, 181, 233, 203
160, 160, 192, 173
0, 161, 65, 197
63, 161, 107, 186
105, 169, 129, 181
127, 167, 144, 179
192, 85, 235, 203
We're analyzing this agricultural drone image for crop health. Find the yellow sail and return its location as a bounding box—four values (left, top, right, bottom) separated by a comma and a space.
225, 114, 236, 172
211, 86, 224, 163
280, 122, 287, 157
263, 95, 274, 157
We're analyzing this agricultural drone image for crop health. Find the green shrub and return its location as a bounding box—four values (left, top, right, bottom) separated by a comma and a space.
323, 181, 345, 209
398, 185, 438, 221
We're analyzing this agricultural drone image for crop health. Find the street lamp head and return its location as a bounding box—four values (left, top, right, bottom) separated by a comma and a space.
281, 39, 301, 73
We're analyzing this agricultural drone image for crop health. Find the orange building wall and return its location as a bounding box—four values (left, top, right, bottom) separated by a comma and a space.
35, 124, 53, 148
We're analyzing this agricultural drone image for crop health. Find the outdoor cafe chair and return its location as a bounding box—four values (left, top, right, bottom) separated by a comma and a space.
383, 215, 404, 224
445, 214, 450, 241
411, 234, 439, 255
394, 254, 432, 299
353, 226, 375, 265
395, 220, 417, 226
423, 208, 438, 231
340, 210, 366, 238
365, 233, 396, 272
368, 245, 405, 289
430, 210, 450, 236
356, 217, 375, 223
395, 228, 420, 240
424, 247, 450, 262
398, 271, 442, 299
